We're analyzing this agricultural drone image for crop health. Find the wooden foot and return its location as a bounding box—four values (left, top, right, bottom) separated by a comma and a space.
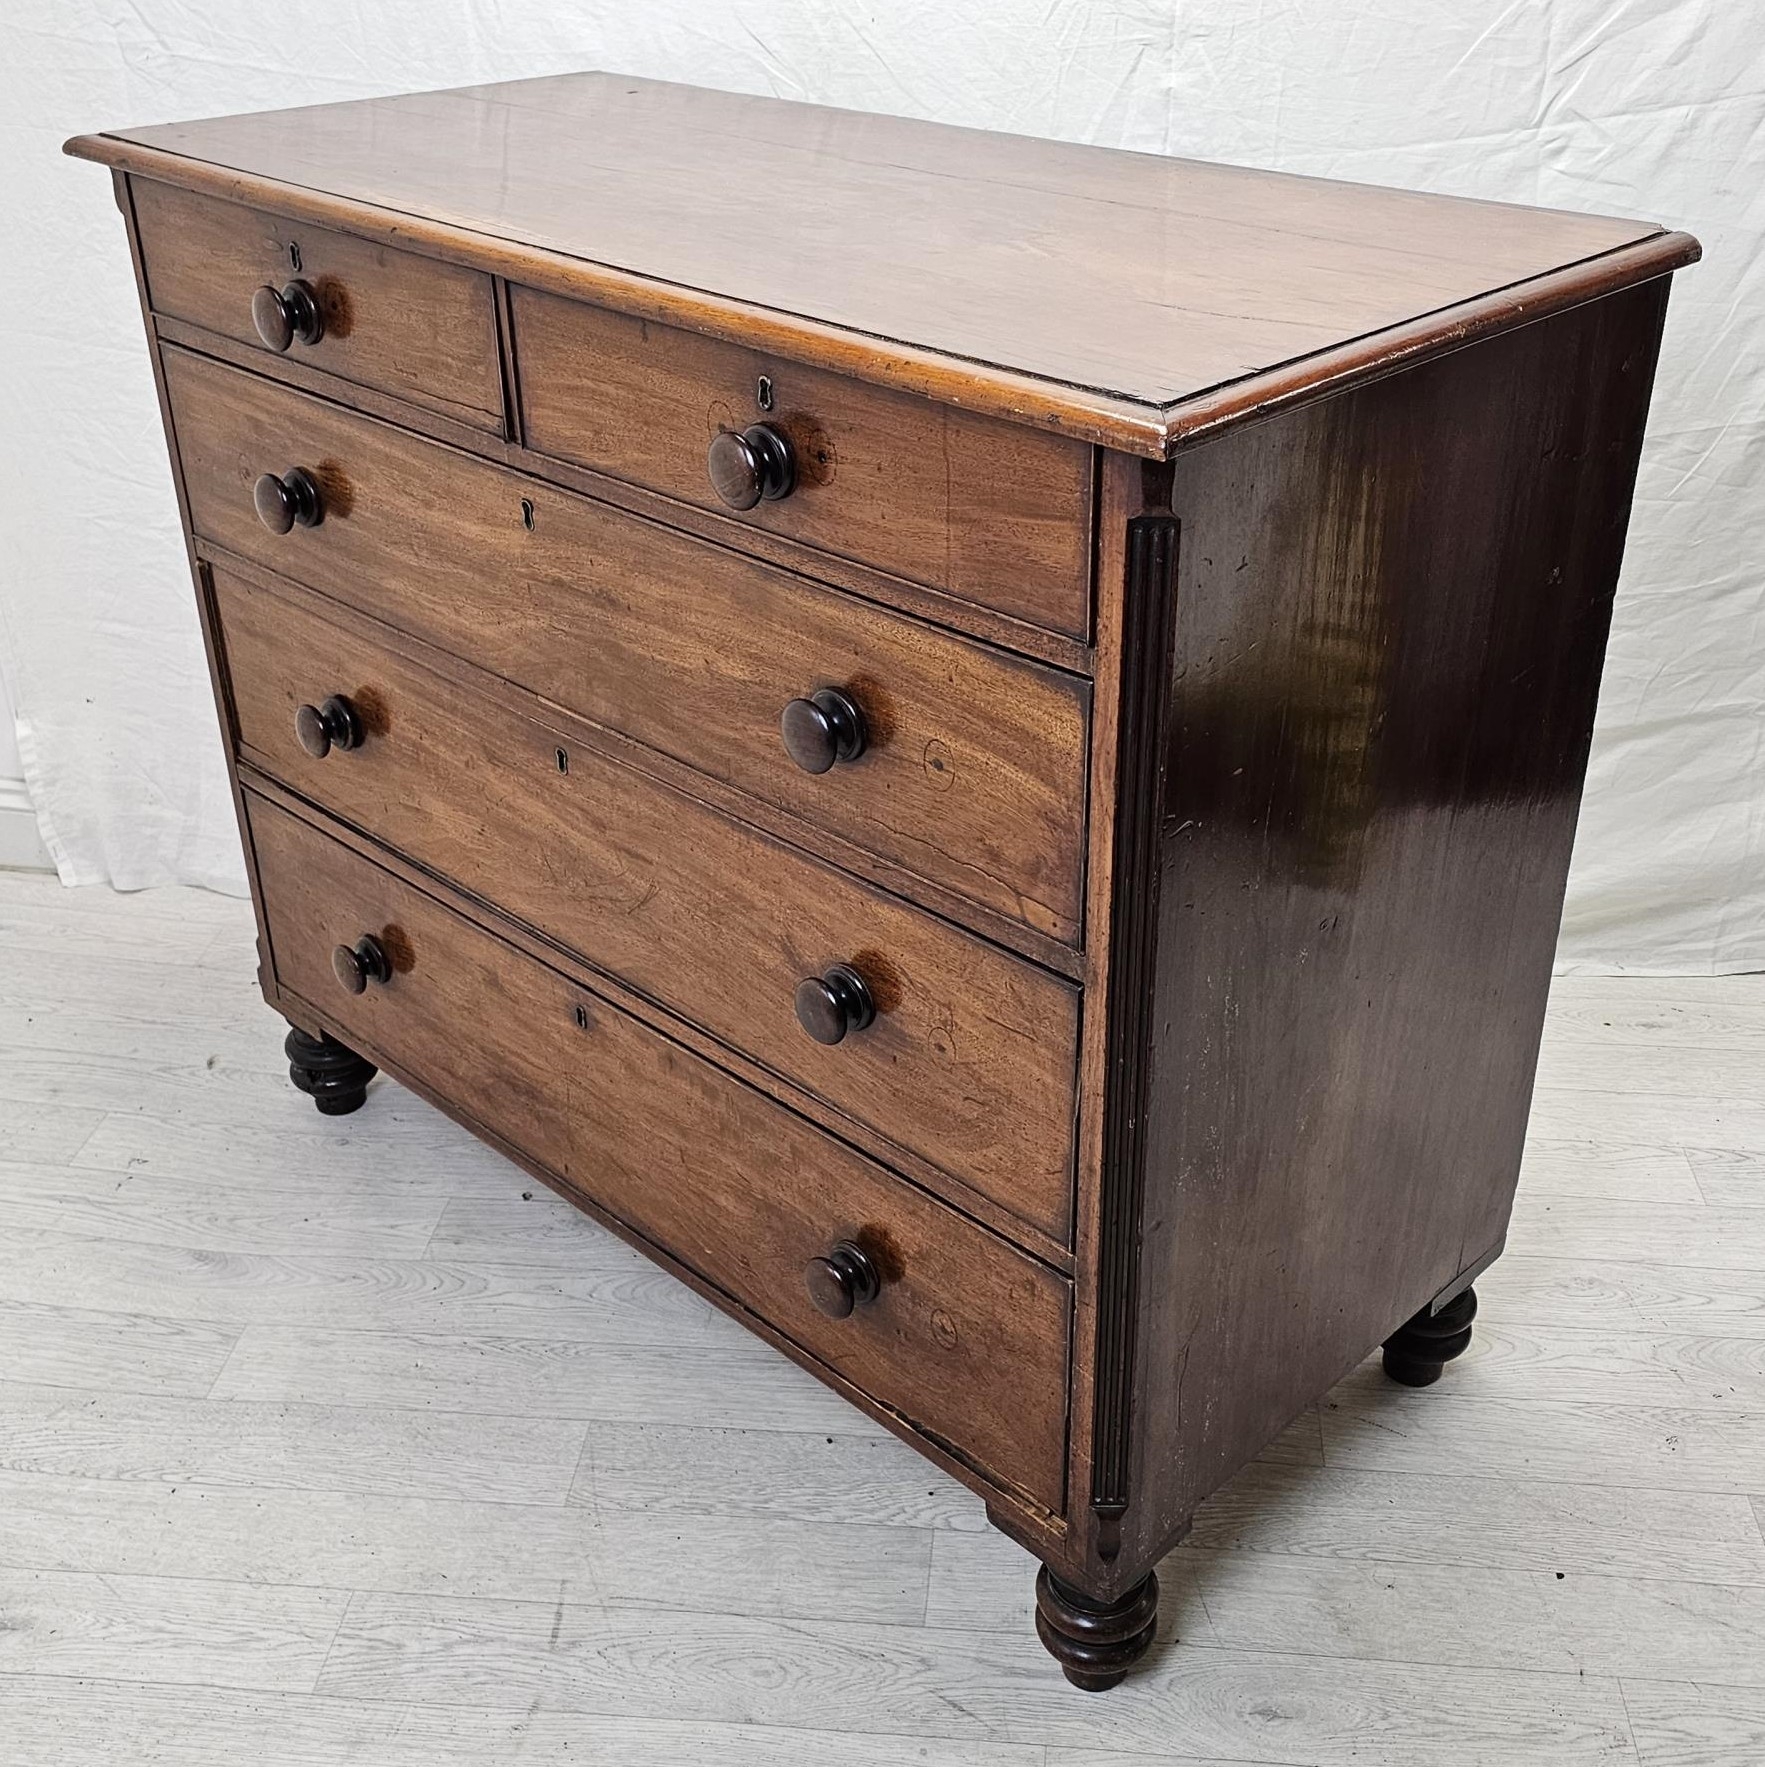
284, 1025, 377, 1115
1382, 1286, 1477, 1387
1033, 1565, 1158, 1690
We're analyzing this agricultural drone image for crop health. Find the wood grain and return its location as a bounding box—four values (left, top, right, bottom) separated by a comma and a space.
0, 1468, 931, 1623
131, 178, 502, 432
1320, 1389, 1765, 1494
1688, 1148, 1765, 1209
0, 1680, 1050, 1767
1482, 1254, 1765, 1338
1113, 277, 1673, 1579
0, 1381, 588, 1502
65, 72, 1696, 454
1172, 1548, 1765, 1686
0, 1161, 444, 1260
203, 1325, 884, 1436
248, 794, 1072, 1511
58, 66, 1706, 1693
1520, 1137, 1704, 1205
512, 287, 1094, 634
169, 351, 1090, 946
0, 1566, 349, 1691
68, 1100, 537, 1198
574, 1422, 987, 1533
1184, 1461, 1765, 1585
5, 869, 1764, 1755
0, 1225, 712, 1346
0, 1102, 103, 1164
314, 1588, 1639, 1761
220, 576, 1080, 1234
143, 316, 1093, 676
1624, 1677, 1765, 1767
0, 1297, 239, 1398
1509, 1193, 1765, 1272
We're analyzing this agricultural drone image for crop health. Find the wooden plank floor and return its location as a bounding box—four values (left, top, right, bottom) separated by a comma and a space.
1, 868, 1761, 1766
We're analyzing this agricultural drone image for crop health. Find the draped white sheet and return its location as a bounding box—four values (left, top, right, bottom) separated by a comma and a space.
1, 1, 1759, 969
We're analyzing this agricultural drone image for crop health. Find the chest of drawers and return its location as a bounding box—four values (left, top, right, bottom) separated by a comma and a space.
69, 74, 1696, 1689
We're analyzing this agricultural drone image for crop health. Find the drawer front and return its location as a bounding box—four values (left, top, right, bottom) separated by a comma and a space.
511, 287, 1094, 638
218, 568, 1080, 1241
250, 793, 1070, 1512
133, 180, 503, 432
167, 347, 1088, 945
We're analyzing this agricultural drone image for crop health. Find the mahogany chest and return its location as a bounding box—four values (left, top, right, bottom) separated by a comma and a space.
69, 74, 1697, 1688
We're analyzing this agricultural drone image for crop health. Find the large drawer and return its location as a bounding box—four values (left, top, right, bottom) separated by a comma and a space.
250, 792, 1071, 1513
133, 181, 503, 433
217, 567, 1080, 1242
511, 286, 1094, 638
166, 347, 1089, 947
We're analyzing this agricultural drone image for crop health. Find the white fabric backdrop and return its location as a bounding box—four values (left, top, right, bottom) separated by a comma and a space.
1, 2, 1759, 968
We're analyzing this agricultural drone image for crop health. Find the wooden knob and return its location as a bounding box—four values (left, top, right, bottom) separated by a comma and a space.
253, 468, 323, 534
707, 423, 795, 511
294, 695, 363, 759
794, 963, 875, 1045
251, 280, 324, 351
805, 1240, 881, 1318
780, 688, 865, 774
331, 934, 391, 996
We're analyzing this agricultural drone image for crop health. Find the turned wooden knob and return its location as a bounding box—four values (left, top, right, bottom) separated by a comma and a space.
251, 279, 324, 351
294, 694, 363, 758
253, 467, 323, 534
331, 933, 391, 996
805, 1240, 881, 1318
707, 423, 795, 511
794, 963, 875, 1045
780, 688, 865, 774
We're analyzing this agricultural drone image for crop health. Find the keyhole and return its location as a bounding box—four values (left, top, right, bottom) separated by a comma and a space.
573, 1003, 589, 1031
521, 497, 535, 530
757, 375, 774, 412
555, 746, 569, 774
289, 241, 302, 272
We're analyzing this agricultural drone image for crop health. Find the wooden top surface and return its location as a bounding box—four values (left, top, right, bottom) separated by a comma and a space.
68, 72, 1698, 455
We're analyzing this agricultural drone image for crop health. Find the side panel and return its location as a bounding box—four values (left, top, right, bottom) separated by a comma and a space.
1126, 278, 1674, 1564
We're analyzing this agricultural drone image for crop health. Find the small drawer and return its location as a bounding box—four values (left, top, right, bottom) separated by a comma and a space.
166, 348, 1088, 946
249, 792, 1071, 1512
132, 179, 502, 432
217, 568, 1081, 1243
510, 287, 1095, 638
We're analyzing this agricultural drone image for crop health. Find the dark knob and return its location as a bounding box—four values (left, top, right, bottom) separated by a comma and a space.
794, 963, 876, 1046
294, 695, 364, 759
805, 1240, 881, 1319
780, 688, 866, 775
707, 423, 795, 511
251, 280, 324, 351
331, 934, 391, 996
253, 468, 324, 534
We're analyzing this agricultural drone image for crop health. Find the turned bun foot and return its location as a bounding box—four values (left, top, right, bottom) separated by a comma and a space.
1034, 1566, 1159, 1690
1382, 1285, 1477, 1387
284, 1025, 377, 1115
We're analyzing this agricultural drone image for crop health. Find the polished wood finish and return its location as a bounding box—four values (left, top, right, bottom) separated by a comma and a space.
804, 1240, 883, 1320
211, 566, 1080, 1240
249, 792, 1072, 1512
130, 179, 502, 432
1383, 1287, 1480, 1388
1034, 1566, 1160, 1692
512, 288, 1094, 634
281, 1023, 375, 1115
293, 694, 362, 759
73, 73, 1694, 1689
67, 73, 1697, 454
164, 348, 1090, 946
1090, 277, 1676, 1596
